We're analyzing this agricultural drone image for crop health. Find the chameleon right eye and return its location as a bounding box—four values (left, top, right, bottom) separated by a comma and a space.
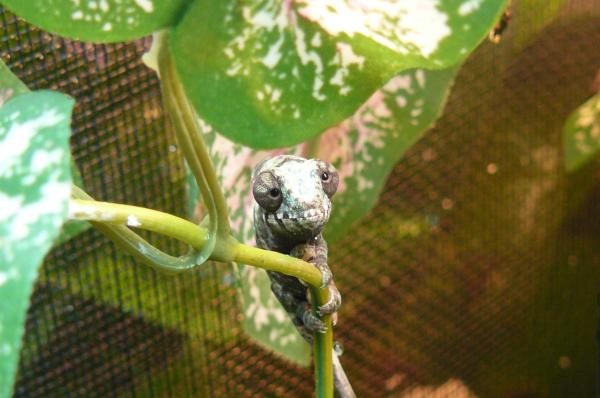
252, 171, 283, 212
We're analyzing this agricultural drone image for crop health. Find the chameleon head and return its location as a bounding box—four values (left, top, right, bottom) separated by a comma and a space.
252, 155, 339, 241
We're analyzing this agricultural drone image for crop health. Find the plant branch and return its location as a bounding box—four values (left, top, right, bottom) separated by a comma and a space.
68, 198, 325, 287
71, 185, 198, 273
312, 287, 334, 398
158, 32, 231, 240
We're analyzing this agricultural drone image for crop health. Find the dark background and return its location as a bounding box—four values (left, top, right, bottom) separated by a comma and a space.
2, 1, 600, 397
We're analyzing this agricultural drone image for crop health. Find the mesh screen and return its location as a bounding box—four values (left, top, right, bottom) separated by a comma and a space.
2, 2, 600, 397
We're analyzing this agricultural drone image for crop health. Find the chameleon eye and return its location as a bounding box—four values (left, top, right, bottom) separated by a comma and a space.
252, 171, 283, 212
318, 162, 339, 198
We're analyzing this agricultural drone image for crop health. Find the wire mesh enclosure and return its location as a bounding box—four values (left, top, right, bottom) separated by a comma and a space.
2, 1, 600, 397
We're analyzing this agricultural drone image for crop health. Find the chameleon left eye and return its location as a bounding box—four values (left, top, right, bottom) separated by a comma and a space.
318, 162, 339, 198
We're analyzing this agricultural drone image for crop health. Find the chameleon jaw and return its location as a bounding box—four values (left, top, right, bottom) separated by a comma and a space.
275, 208, 327, 222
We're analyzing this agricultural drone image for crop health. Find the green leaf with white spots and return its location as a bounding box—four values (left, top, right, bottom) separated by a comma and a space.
0, 91, 74, 398
564, 93, 600, 172
0, 0, 191, 43
171, 0, 506, 148
192, 66, 457, 363
0, 58, 89, 245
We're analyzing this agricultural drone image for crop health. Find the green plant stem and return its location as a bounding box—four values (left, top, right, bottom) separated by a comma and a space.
69, 197, 333, 397
158, 32, 230, 240
71, 186, 198, 273
312, 288, 334, 398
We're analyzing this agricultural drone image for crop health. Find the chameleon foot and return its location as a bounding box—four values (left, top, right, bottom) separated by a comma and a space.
317, 264, 333, 287
302, 311, 327, 334
318, 284, 342, 315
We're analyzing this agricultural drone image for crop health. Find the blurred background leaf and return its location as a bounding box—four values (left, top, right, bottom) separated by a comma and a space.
563, 92, 600, 172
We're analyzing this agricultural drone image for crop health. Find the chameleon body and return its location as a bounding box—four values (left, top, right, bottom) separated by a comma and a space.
252, 155, 355, 398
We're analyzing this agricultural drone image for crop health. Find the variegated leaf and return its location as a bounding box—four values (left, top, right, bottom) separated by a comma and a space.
1, 0, 191, 43
171, 0, 507, 148
0, 58, 89, 245
0, 91, 74, 397
194, 67, 457, 364
564, 92, 600, 172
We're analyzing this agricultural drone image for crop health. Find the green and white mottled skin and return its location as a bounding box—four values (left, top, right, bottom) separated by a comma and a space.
252, 155, 354, 398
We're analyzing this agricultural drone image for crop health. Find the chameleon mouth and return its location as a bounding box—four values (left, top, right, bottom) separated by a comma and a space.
275, 208, 323, 221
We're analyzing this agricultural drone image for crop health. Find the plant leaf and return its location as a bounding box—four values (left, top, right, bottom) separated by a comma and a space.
171, 0, 505, 148
192, 66, 457, 363
563, 93, 600, 172
0, 91, 74, 397
0, 58, 89, 244
1, 0, 191, 43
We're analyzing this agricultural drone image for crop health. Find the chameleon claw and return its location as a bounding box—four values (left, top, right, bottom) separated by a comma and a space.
317, 284, 342, 315
302, 311, 327, 334
319, 266, 333, 287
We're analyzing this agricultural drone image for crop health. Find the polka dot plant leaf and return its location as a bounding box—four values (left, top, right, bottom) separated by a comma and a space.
0, 91, 74, 397
0, 0, 191, 43
171, 0, 507, 148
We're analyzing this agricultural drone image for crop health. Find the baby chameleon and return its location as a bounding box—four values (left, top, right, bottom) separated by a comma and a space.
252, 155, 355, 398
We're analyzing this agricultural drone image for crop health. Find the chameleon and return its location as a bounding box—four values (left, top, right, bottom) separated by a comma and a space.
252, 155, 355, 398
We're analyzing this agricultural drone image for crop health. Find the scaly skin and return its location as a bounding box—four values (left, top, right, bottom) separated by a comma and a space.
252, 155, 355, 398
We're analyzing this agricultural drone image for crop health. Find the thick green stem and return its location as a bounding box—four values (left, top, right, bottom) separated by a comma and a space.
69, 199, 322, 287
312, 288, 334, 398
71, 186, 198, 273
158, 33, 230, 240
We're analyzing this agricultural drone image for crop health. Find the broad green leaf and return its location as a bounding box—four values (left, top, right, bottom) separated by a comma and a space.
563, 93, 600, 172
171, 0, 506, 148
0, 91, 74, 397
191, 67, 457, 364
0, 58, 89, 244
1, 0, 190, 43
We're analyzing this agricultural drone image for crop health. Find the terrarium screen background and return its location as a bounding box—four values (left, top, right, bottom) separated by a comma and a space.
2, 1, 600, 397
